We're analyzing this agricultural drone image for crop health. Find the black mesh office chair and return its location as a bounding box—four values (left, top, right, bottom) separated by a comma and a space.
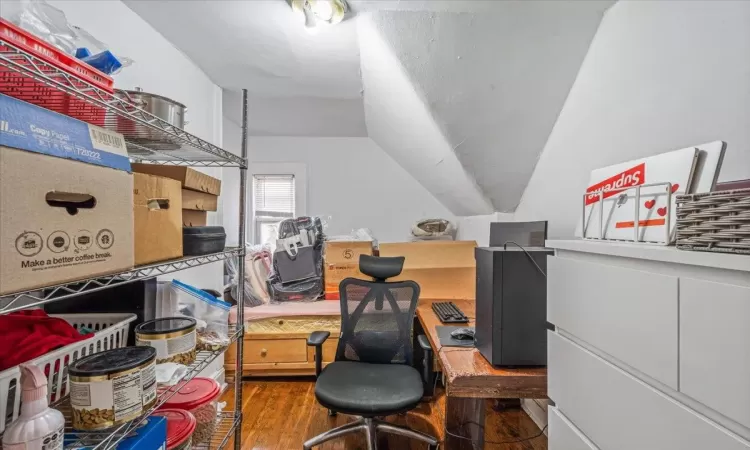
303, 255, 439, 450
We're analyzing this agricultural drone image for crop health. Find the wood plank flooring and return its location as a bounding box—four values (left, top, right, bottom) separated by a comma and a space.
220, 377, 547, 450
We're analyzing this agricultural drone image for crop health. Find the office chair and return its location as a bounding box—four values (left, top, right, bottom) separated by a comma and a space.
303, 255, 439, 450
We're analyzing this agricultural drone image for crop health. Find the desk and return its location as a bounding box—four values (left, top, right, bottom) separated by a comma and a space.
417, 299, 547, 450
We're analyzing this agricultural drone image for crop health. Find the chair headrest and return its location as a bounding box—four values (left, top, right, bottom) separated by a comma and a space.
359, 255, 404, 281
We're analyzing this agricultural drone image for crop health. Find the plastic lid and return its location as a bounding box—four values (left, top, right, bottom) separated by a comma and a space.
160, 378, 221, 410
136, 317, 196, 335
69, 347, 156, 377
151, 409, 196, 449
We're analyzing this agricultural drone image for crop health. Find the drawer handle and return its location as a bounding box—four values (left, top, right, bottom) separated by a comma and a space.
278, 319, 284, 325
260, 348, 267, 357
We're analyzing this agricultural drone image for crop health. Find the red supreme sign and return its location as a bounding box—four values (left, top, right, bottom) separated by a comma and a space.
585, 163, 646, 205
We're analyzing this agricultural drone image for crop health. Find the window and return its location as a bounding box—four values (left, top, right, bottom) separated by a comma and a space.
253, 174, 295, 245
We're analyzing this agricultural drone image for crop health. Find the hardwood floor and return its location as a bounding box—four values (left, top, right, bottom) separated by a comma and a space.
220, 377, 547, 450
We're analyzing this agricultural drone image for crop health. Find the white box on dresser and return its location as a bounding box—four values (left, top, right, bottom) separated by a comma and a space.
546, 240, 750, 450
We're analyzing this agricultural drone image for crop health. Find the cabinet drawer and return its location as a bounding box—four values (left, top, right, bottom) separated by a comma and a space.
549, 332, 750, 450
681, 278, 750, 428
549, 406, 598, 450
245, 339, 308, 363
548, 256, 678, 388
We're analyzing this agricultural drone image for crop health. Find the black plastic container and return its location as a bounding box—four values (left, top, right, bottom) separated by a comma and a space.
183, 226, 226, 256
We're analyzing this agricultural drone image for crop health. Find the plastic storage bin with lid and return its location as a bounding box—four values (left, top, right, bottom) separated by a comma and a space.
159, 378, 221, 445
151, 409, 196, 450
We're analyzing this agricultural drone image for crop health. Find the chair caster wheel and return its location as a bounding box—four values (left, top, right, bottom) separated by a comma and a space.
328, 409, 337, 417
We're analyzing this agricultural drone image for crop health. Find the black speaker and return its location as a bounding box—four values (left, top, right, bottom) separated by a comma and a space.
474, 247, 552, 366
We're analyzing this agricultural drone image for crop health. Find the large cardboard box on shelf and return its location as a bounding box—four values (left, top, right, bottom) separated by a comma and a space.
133, 173, 183, 265
324, 241, 374, 300
182, 189, 218, 211
182, 209, 207, 226
131, 164, 221, 195
0, 94, 134, 295
379, 241, 477, 300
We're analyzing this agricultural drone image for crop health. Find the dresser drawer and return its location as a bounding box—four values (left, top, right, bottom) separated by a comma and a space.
681, 278, 750, 428
549, 332, 750, 450
549, 406, 598, 450
245, 339, 308, 363
548, 256, 678, 388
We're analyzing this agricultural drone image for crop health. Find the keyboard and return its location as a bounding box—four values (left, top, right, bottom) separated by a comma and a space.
432, 302, 469, 324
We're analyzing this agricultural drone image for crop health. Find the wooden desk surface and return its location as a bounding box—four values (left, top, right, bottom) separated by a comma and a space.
417, 299, 547, 399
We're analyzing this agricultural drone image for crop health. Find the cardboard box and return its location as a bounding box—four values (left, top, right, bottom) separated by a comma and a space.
182, 189, 218, 211
131, 164, 221, 195
379, 241, 477, 300
324, 241, 374, 300
133, 173, 183, 265
182, 209, 208, 226
0, 94, 134, 295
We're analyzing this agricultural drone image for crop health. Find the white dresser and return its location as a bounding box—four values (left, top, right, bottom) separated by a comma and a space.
546, 240, 750, 450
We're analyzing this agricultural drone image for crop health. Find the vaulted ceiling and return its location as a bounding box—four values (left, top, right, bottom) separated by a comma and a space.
125, 0, 614, 214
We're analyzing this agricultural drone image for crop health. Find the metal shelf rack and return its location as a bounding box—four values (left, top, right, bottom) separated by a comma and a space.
0, 39, 250, 450
0, 39, 245, 167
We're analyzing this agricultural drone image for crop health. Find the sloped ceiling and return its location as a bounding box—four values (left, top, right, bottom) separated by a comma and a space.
125, 0, 613, 215
363, 2, 613, 212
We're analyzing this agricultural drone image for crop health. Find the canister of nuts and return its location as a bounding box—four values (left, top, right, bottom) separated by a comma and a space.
69, 347, 157, 431
135, 317, 197, 365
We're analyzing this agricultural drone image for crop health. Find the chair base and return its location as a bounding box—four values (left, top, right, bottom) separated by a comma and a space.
302, 416, 439, 450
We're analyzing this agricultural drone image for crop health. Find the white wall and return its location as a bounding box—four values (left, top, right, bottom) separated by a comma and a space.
37, 0, 226, 291
222, 118, 454, 244
456, 213, 515, 247
516, 0, 750, 239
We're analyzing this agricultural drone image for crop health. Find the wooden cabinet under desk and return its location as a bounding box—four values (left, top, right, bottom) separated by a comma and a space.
225, 313, 341, 378
546, 240, 750, 450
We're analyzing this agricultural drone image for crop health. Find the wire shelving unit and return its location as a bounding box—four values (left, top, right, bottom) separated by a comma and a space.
0, 37, 249, 450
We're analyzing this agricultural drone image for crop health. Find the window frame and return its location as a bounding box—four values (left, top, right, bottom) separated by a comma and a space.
248, 162, 307, 245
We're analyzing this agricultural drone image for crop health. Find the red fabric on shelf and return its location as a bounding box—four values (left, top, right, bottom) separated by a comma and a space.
0, 309, 93, 371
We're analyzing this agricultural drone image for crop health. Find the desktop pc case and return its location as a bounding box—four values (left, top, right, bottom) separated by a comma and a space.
475, 247, 552, 366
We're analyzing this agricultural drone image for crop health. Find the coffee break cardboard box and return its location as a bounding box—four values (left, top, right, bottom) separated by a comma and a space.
182, 189, 218, 211
131, 164, 221, 195
378, 241, 477, 300
0, 94, 133, 295
133, 173, 183, 265
323, 241, 374, 300
182, 210, 207, 227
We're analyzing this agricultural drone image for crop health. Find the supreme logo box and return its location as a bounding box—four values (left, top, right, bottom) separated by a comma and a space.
0, 95, 134, 295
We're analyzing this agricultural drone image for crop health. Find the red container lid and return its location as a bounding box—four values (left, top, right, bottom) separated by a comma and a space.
160, 377, 221, 410
152, 409, 196, 450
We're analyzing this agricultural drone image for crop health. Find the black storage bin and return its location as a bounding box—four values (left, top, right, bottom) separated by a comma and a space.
183, 226, 226, 256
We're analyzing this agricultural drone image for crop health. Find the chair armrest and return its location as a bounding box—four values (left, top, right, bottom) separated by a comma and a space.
307, 331, 331, 346
307, 331, 331, 377
417, 334, 432, 352
417, 334, 435, 396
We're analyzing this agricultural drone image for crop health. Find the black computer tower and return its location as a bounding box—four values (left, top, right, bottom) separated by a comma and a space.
475, 247, 552, 366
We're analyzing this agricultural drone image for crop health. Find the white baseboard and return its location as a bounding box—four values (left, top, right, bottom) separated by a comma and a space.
521, 399, 549, 435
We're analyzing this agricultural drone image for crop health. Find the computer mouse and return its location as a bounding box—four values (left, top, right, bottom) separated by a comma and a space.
450, 328, 475, 340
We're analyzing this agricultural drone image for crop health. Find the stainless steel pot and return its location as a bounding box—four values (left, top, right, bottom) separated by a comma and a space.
116, 87, 186, 129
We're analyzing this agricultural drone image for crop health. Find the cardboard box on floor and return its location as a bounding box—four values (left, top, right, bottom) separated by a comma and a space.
182, 209, 207, 227
324, 241, 374, 299
133, 173, 183, 265
131, 164, 221, 195
378, 241, 477, 300
182, 189, 218, 211
0, 94, 134, 295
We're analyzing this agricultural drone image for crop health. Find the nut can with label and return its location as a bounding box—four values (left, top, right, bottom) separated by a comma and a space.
135, 317, 197, 365
69, 347, 157, 431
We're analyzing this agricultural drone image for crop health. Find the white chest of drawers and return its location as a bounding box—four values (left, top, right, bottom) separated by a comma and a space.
546, 240, 750, 450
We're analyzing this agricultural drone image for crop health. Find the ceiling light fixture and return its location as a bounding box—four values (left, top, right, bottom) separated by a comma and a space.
291, 0, 348, 33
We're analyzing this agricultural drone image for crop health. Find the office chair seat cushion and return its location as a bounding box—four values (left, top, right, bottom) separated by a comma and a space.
315, 361, 424, 416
